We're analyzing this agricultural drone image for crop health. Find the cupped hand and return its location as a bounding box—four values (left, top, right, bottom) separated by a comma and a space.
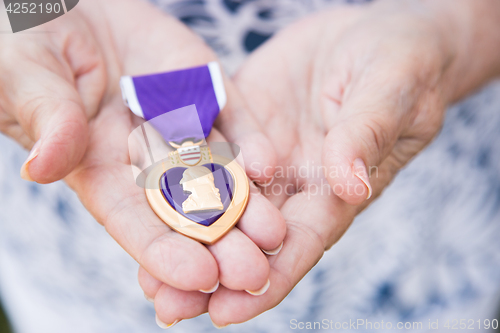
205, 0, 497, 325
0, 0, 285, 324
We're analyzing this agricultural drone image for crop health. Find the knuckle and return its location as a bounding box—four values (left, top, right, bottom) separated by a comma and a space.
362, 115, 395, 160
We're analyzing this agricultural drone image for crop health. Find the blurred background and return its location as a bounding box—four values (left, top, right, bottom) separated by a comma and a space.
1, 304, 11, 333
0, 304, 11, 333
1, 0, 500, 332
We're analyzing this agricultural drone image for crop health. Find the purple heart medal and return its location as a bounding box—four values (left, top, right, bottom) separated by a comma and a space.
120, 63, 249, 245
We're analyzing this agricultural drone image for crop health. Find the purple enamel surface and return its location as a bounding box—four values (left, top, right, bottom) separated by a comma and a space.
160, 164, 234, 227
132, 65, 219, 141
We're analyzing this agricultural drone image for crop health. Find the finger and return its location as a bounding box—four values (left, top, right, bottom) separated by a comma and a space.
207, 227, 270, 293
208, 129, 286, 251
138, 266, 163, 302
237, 184, 286, 252
216, 79, 277, 185
0, 25, 105, 184
67, 161, 219, 292
154, 284, 210, 328
4, 65, 90, 184
322, 75, 405, 205
209, 189, 357, 325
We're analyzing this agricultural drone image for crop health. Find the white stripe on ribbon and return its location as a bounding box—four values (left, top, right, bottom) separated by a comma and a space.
120, 76, 145, 118
60, 0, 68, 13
207, 62, 227, 111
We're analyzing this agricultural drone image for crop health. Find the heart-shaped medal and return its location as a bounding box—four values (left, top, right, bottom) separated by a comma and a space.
145, 145, 248, 244
120, 63, 249, 244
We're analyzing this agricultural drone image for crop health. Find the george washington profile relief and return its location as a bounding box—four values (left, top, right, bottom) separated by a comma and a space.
180, 166, 224, 213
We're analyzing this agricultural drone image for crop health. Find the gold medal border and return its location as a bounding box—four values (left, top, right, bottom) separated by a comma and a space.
145, 155, 249, 245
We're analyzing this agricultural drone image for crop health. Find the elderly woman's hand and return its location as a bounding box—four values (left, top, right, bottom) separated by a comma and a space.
0, 0, 286, 326
203, 0, 500, 325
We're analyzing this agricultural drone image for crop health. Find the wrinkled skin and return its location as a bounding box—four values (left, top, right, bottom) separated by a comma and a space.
0, 0, 286, 322
148, 1, 500, 326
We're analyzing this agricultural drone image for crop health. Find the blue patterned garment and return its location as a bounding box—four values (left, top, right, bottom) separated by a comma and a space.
1, 1, 500, 332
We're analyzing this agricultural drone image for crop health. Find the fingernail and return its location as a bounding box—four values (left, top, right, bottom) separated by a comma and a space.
211, 318, 231, 329
245, 279, 270, 296
144, 293, 154, 303
262, 242, 283, 256
252, 177, 274, 187
20, 139, 42, 182
199, 280, 219, 294
155, 314, 179, 329
352, 158, 372, 200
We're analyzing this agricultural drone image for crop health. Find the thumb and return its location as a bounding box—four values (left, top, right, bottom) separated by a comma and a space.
322, 96, 403, 206
7, 66, 90, 184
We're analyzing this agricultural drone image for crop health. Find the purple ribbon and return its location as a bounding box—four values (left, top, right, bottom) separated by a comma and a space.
120, 62, 226, 143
